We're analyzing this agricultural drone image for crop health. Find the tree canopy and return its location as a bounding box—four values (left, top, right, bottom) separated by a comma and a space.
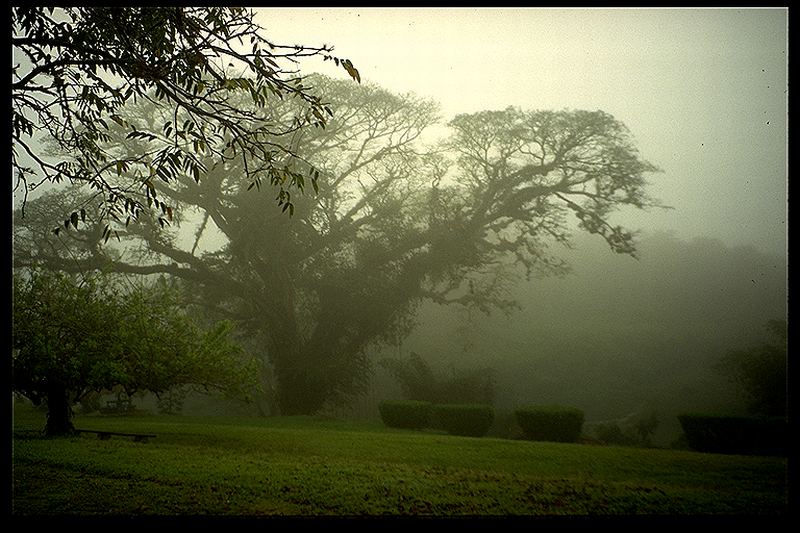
12, 6, 359, 231
12, 268, 258, 435
13, 75, 663, 415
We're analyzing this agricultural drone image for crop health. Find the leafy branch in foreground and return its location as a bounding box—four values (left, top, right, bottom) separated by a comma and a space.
12, 6, 360, 233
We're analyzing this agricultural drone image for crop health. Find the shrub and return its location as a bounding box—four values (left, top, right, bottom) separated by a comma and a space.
677, 414, 787, 456
589, 410, 660, 448
485, 410, 522, 439
515, 405, 584, 443
380, 352, 496, 405
378, 400, 432, 430
435, 404, 494, 437
592, 422, 638, 446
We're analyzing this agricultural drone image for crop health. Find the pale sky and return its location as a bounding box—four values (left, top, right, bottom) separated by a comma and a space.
255, 7, 788, 257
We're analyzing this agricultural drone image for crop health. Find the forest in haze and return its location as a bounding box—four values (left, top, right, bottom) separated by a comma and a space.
13, 9, 786, 440
158, 229, 784, 447
12, 7, 787, 517
383, 230, 786, 445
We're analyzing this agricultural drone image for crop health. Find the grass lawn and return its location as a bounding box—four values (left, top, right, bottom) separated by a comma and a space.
11, 405, 788, 517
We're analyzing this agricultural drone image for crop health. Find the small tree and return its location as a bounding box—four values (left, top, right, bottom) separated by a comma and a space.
12, 268, 258, 435
379, 352, 439, 403
156, 387, 189, 415
380, 352, 496, 405
633, 411, 660, 447
715, 319, 787, 417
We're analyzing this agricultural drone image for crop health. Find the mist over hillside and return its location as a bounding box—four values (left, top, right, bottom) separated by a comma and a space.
374, 230, 786, 444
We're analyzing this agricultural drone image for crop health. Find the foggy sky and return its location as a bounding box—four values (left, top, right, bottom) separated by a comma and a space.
255, 7, 788, 257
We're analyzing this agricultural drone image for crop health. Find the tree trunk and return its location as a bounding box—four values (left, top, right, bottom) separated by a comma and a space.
255, 360, 281, 416
274, 366, 328, 416
45, 382, 75, 436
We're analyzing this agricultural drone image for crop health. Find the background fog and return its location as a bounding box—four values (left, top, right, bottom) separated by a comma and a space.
256, 7, 788, 257
241, 8, 788, 443
13, 8, 788, 445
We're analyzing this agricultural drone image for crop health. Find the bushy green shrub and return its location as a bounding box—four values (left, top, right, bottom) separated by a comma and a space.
677, 414, 787, 456
485, 410, 522, 439
515, 405, 584, 443
378, 400, 432, 430
435, 404, 494, 437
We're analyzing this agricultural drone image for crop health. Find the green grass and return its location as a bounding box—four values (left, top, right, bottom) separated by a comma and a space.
12, 406, 788, 516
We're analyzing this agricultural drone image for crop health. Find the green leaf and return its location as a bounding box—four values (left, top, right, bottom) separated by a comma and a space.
342, 59, 361, 83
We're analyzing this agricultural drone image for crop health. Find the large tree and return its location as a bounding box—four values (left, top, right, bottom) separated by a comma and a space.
12, 268, 258, 435
12, 6, 359, 230
13, 76, 663, 415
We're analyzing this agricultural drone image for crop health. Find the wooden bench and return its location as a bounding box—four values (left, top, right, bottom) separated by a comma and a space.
76, 429, 156, 443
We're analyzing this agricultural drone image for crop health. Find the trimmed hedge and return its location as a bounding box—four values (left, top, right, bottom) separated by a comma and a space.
435, 403, 494, 437
677, 414, 787, 456
515, 405, 584, 443
378, 400, 432, 430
